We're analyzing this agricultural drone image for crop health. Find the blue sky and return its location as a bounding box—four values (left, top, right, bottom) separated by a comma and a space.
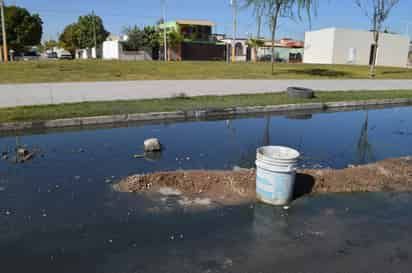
9, 0, 412, 41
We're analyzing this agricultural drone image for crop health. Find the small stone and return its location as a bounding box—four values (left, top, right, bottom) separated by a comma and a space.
108, 239, 113, 244
17, 148, 29, 156
170, 235, 175, 240
5, 210, 11, 216
283, 206, 290, 210
179, 234, 184, 239
186, 157, 191, 161
133, 154, 144, 159
0, 186, 6, 192
144, 138, 161, 152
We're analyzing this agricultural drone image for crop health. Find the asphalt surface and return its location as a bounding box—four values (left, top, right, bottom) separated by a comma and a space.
1, 79, 412, 108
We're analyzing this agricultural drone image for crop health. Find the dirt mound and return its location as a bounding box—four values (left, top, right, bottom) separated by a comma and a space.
306, 157, 412, 193
116, 170, 256, 205
116, 157, 412, 204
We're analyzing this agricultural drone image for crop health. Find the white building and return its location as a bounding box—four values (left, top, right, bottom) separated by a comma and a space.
304, 28, 410, 68
102, 36, 152, 61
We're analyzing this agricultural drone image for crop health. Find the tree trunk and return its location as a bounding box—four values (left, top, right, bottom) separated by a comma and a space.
370, 31, 379, 78
252, 47, 257, 63
271, 6, 280, 75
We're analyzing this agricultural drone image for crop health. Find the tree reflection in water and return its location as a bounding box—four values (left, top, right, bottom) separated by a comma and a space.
356, 111, 375, 165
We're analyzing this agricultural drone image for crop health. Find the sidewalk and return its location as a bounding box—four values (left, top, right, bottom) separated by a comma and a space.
1, 79, 412, 108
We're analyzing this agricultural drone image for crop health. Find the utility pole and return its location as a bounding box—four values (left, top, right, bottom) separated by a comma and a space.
162, 0, 168, 62
231, 0, 237, 63
92, 10, 97, 58
0, 0, 8, 63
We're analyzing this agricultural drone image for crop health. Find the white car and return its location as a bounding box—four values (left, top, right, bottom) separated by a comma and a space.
57, 51, 73, 60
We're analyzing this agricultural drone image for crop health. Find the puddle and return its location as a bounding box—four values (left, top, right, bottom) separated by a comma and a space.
0, 105, 412, 272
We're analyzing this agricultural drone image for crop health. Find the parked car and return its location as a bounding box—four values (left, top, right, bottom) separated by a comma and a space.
57, 51, 73, 60
46, 52, 58, 59
259, 54, 286, 63
14, 51, 40, 61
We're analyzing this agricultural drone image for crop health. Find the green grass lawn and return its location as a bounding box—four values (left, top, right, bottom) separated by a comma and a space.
1, 90, 412, 123
0, 60, 411, 83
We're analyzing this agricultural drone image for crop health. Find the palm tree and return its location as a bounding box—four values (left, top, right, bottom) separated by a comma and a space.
247, 38, 265, 62
244, 0, 267, 39
244, 0, 317, 74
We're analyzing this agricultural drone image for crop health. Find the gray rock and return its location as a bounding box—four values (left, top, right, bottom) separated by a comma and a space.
144, 138, 161, 152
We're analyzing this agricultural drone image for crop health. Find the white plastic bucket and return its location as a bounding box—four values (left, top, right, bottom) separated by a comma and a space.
255, 146, 300, 205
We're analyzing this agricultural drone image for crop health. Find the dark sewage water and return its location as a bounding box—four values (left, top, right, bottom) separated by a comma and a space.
1, 105, 412, 273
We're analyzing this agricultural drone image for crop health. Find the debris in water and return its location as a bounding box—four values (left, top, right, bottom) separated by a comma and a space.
193, 197, 211, 206
133, 154, 144, 159
5, 210, 11, 216
17, 148, 29, 157
158, 187, 182, 196
283, 206, 290, 210
74, 176, 81, 180
144, 138, 162, 152
0, 186, 6, 192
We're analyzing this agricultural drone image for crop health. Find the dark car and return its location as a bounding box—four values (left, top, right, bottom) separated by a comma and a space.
15, 51, 40, 61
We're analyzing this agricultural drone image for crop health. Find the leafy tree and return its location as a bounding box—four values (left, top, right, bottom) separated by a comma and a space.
123, 25, 144, 51
142, 26, 160, 49
75, 13, 109, 49
355, 0, 400, 78
244, 0, 317, 74
44, 40, 58, 50
59, 13, 109, 53
0, 5, 43, 52
165, 31, 183, 49
59, 23, 79, 54
159, 30, 183, 61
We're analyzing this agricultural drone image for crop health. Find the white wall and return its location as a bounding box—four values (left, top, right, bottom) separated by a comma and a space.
304, 28, 409, 68
103, 41, 121, 60
376, 33, 409, 67
332, 28, 371, 65
303, 28, 335, 64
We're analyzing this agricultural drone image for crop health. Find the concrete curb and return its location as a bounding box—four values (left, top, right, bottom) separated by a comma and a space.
1, 98, 411, 132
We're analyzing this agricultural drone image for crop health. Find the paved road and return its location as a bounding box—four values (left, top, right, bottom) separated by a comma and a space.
1, 79, 412, 108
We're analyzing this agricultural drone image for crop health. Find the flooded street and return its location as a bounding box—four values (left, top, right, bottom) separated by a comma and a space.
1, 105, 412, 272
